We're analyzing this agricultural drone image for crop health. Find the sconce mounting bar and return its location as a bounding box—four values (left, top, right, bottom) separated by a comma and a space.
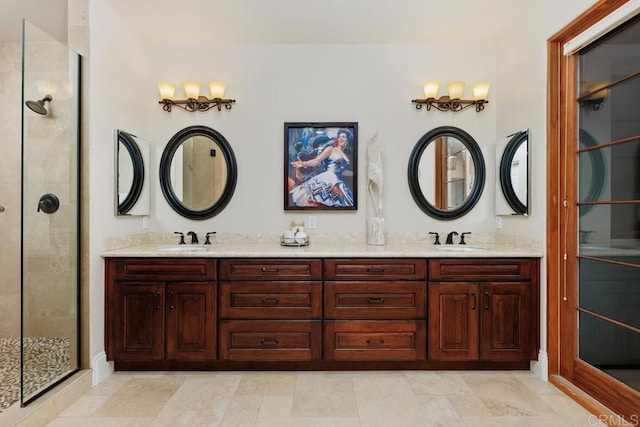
159, 96, 236, 113
411, 96, 488, 113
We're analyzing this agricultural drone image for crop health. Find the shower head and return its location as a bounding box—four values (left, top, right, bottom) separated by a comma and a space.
25, 94, 53, 115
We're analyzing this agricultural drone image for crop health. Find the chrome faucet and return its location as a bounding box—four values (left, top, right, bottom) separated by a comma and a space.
445, 231, 458, 245
187, 231, 199, 244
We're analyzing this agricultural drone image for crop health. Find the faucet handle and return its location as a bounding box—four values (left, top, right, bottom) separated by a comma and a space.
428, 232, 441, 245
204, 232, 217, 245
174, 231, 186, 245
460, 232, 471, 245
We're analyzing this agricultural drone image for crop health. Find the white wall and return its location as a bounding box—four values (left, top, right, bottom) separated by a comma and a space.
89, 0, 600, 380
144, 43, 496, 235
89, 0, 152, 379
495, 0, 596, 377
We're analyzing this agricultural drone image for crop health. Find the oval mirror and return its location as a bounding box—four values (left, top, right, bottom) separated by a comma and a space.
116, 130, 149, 216
408, 126, 485, 220
160, 125, 237, 220
496, 129, 529, 215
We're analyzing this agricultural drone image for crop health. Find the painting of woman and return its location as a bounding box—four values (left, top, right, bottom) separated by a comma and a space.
288, 127, 356, 209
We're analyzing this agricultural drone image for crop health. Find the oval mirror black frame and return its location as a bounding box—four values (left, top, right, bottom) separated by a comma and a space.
579, 128, 605, 216
499, 129, 528, 215
117, 130, 145, 215
408, 126, 486, 220
159, 125, 237, 220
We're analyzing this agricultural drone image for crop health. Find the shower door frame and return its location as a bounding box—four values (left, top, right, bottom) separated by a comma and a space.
19, 19, 82, 407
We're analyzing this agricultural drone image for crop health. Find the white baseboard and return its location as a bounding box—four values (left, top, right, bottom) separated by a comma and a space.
91, 351, 113, 386
530, 350, 549, 380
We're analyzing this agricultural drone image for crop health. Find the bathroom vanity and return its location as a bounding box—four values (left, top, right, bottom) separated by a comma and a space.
103, 240, 540, 371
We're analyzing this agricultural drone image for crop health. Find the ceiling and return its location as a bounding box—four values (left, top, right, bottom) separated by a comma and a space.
102, 0, 523, 45
0, 0, 67, 42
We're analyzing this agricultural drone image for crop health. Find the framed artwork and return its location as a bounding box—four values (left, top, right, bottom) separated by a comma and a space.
284, 122, 358, 210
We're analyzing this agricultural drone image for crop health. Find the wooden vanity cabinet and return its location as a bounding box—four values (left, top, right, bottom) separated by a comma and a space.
218, 258, 323, 361
428, 258, 539, 362
105, 255, 540, 370
324, 259, 427, 361
105, 258, 217, 363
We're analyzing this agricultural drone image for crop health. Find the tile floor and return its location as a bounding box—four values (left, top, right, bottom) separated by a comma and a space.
45, 370, 607, 427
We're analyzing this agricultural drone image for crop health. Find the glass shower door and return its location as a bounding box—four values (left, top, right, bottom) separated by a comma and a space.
21, 19, 80, 404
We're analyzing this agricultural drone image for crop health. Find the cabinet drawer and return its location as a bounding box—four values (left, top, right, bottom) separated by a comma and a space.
219, 320, 321, 361
429, 259, 532, 281
114, 258, 217, 280
325, 259, 426, 280
219, 259, 322, 281
324, 282, 426, 319
324, 320, 426, 361
219, 282, 322, 319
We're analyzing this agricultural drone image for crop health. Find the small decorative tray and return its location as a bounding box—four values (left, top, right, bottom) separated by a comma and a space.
280, 235, 310, 247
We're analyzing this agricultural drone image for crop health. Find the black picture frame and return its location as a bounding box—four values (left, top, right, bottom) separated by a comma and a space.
284, 122, 358, 210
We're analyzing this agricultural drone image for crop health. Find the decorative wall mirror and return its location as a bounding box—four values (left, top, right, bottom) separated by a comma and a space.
115, 130, 150, 216
578, 128, 606, 217
159, 125, 237, 220
408, 126, 485, 220
495, 129, 529, 216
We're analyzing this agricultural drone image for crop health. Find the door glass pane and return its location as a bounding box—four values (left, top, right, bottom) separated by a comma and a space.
577, 11, 640, 397
21, 19, 80, 404
579, 312, 640, 393
579, 259, 640, 329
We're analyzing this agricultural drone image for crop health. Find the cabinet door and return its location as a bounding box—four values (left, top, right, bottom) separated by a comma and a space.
480, 283, 531, 361
428, 283, 479, 361
166, 282, 216, 360
113, 281, 164, 361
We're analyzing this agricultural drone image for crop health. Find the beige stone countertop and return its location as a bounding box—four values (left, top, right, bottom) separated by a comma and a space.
101, 241, 543, 258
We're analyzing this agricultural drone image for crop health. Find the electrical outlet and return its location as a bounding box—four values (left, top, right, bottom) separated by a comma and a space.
308, 215, 317, 229
495, 216, 503, 230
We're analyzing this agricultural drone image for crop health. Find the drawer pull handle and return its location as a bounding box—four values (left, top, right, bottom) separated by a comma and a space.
366, 267, 385, 273
261, 297, 281, 305
261, 267, 280, 273
484, 291, 491, 310
470, 292, 476, 310
261, 337, 280, 346
367, 297, 385, 304
154, 292, 161, 310
366, 337, 385, 345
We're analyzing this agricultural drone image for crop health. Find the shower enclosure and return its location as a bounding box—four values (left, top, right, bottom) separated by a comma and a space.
0, 19, 80, 412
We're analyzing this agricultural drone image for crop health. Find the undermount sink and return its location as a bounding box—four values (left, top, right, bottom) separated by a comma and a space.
154, 245, 209, 253
435, 245, 488, 252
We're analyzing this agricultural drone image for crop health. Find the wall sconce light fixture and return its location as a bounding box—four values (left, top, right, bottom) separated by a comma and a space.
579, 81, 610, 111
412, 81, 490, 112
158, 80, 236, 112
